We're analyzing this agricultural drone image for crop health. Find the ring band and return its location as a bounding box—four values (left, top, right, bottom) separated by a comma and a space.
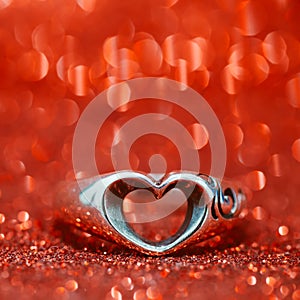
55, 171, 247, 255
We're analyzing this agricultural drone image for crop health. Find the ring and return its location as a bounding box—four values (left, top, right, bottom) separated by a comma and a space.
56, 171, 247, 255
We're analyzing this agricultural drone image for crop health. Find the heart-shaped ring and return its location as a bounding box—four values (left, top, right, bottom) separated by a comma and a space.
56, 171, 246, 255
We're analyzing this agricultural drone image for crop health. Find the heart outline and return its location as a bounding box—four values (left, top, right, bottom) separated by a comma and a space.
80, 171, 219, 254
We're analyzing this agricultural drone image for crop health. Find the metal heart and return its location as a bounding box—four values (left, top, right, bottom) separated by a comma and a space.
80, 171, 219, 254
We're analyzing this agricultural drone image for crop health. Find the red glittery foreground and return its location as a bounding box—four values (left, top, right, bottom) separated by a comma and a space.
0, 220, 300, 300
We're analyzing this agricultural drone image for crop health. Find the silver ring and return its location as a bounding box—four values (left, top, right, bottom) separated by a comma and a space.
56, 171, 246, 255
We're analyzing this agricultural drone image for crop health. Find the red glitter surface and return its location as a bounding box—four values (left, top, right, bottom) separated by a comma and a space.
0, 0, 300, 299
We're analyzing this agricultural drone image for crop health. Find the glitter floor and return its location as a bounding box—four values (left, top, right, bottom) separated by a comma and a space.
1, 0, 300, 299
0, 222, 300, 300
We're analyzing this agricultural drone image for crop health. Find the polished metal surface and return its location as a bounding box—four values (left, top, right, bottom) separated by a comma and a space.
71, 171, 246, 255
